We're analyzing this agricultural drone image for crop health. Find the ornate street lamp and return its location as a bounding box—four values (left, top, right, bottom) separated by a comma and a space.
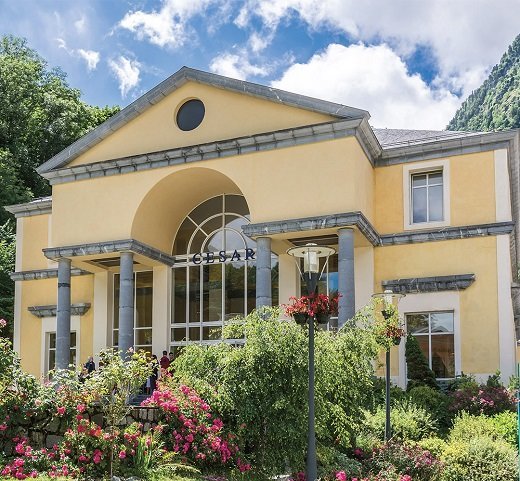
287, 243, 335, 481
372, 289, 405, 441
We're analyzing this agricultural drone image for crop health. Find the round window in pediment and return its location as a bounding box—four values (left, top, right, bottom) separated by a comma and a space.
176, 99, 205, 131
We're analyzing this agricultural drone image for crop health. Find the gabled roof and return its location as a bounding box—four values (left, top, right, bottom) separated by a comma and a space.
37, 67, 369, 175
372, 128, 478, 147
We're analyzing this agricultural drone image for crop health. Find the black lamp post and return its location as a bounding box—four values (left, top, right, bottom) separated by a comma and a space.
372, 289, 405, 441
287, 243, 335, 481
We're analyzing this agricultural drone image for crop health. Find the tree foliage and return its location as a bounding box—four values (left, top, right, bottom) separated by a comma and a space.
0, 35, 119, 326
447, 33, 520, 131
172, 307, 379, 476
405, 335, 438, 390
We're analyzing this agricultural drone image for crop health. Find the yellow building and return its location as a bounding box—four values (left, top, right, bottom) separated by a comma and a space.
6, 67, 520, 387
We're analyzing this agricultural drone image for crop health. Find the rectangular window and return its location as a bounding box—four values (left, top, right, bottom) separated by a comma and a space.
411, 171, 444, 224
406, 311, 455, 379
47, 331, 77, 374
113, 271, 153, 354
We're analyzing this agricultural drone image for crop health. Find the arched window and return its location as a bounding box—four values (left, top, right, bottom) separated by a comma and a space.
171, 194, 278, 350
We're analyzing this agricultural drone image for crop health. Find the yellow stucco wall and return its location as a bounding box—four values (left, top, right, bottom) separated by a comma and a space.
68, 81, 335, 167
19, 275, 94, 378
52, 136, 374, 252
19, 214, 51, 271
375, 236, 499, 374
375, 151, 496, 234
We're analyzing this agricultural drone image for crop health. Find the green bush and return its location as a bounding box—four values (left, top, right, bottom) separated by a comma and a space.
449, 411, 518, 447
441, 437, 518, 481
490, 411, 518, 446
368, 376, 407, 413
417, 437, 447, 458
405, 335, 438, 390
317, 444, 362, 479
407, 386, 452, 432
362, 399, 438, 442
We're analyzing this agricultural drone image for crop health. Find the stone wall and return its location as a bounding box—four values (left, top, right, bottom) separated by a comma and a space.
3, 407, 161, 454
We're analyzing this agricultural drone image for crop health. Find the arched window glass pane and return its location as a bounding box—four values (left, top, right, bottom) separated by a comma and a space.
204, 231, 224, 253
189, 196, 222, 224
224, 229, 246, 252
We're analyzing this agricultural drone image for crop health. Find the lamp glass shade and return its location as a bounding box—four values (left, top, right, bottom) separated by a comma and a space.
286, 243, 336, 275
304, 250, 319, 274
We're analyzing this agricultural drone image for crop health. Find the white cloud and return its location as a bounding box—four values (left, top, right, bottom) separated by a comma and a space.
108, 56, 141, 97
209, 51, 270, 80
74, 16, 86, 34
77, 49, 100, 71
119, 0, 216, 48
57, 38, 100, 71
272, 43, 461, 129
236, 0, 520, 97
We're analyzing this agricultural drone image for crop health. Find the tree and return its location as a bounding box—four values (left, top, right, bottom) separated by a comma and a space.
0, 35, 119, 327
405, 335, 439, 390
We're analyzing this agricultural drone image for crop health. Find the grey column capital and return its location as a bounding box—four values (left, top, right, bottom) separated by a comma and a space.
256, 237, 272, 309
118, 252, 135, 359
338, 228, 355, 328
56, 258, 72, 370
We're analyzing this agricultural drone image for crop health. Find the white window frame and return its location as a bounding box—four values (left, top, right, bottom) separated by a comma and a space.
40, 316, 81, 379
403, 159, 450, 230
405, 311, 455, 381
396, 291, 461, 388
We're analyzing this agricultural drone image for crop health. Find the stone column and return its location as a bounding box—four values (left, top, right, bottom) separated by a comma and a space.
256, 237, 272, 308
118, 252, 134, 358
56, 258, 71, 370
338, 228, 355, 328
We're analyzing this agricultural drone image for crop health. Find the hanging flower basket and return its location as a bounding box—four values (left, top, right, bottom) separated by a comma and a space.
315, 312, 331, 328
283, 294, 339, 329
293, 312, 309, 325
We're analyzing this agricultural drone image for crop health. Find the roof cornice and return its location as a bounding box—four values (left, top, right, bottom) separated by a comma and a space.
37, 67, 369, 175
377, 130, 518, 165
43, 239, 175, 267
41, 119, 379, 185
4, 197, 52, 218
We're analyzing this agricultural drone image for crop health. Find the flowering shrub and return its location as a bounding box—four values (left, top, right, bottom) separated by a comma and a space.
0, 437, 77, 479
142, 383, 248, 473
448, 384, 515, 415
62, 416, 117, 479
362, 441, 442, 481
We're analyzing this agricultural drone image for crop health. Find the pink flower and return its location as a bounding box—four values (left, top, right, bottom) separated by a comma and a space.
77, 404, 86, 413
335, 471, 347, 481
118, 450, 126, 459
0, 319, 6, 328
0, 423, 8, 431
15, 443, 25, 455
56, 407, 65, 416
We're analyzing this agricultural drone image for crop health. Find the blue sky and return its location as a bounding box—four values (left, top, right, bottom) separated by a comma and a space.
1, 0, 519, 129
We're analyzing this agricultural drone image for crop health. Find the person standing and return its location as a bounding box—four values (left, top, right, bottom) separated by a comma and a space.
159, 350, 170, 370
147, 354, 160, 394
85, 356, 95, 374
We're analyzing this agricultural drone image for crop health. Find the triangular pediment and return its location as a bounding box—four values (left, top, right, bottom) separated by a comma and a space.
37, 67, 369, 174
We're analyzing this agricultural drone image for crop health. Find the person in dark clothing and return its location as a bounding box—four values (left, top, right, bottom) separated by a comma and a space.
85, 356, 96, 374
159, 350, 170, 370
147, 354, 159, 394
